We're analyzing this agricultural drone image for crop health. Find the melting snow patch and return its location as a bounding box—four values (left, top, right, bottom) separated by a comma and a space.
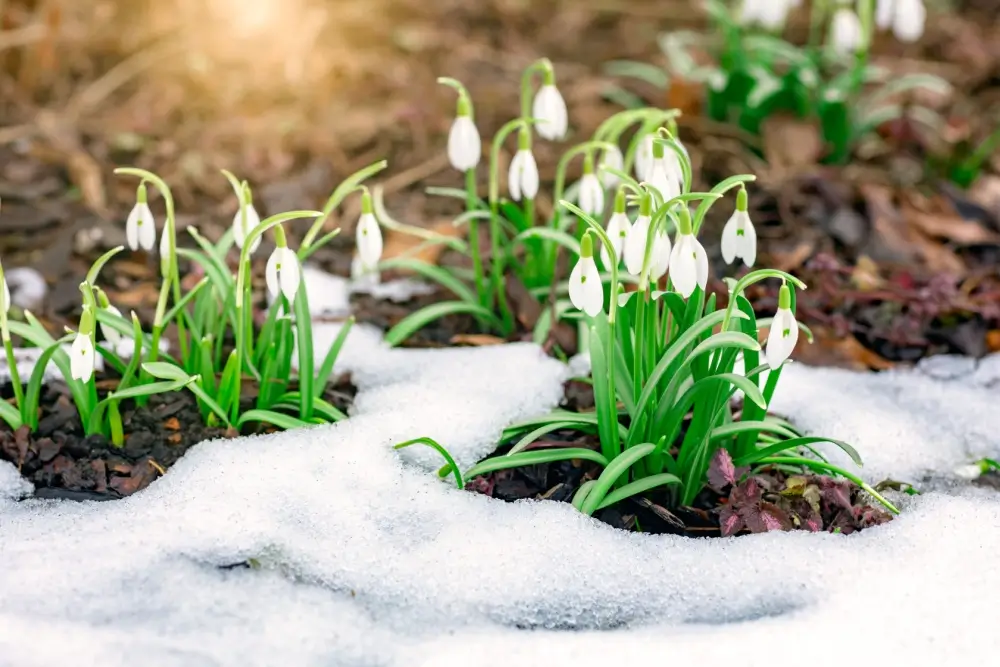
1, 286, 999, 664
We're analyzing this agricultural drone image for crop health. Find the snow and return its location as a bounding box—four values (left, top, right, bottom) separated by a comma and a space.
0, 271, 999, 665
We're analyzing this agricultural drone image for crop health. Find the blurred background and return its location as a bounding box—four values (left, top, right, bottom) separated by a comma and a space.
1, 0, 998, 366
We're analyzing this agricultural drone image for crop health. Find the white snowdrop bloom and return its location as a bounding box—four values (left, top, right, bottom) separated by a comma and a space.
532, 81, 568, 141
648, 155, 680, 203
600, 194, 631, 270
99, 304, 123, 345
766, 284, 800, 369
668, 211, 708, 299
232, 201, 262, 255
741, 0, 796, 29
599, 145, 624, 189
875, 0, 894, 29
720, 188, 757, 268
830, 7, 863, 55
356, 193, 383, 273
266, 246, 302, 303
649, 231, 672, 281
568, 234, 603, 317
508, 143, 540, 202
739, 0, 764, 25
634, 134, 655, 181
889, 0, 926, 42
70, 329, 95, 383
623, 195, 653, 278
447, 102, 481, 171
125, 197, 156, 252
577, 155, 604, 217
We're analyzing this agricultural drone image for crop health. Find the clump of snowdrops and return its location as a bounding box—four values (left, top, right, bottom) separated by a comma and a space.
607, 0, 951, 164
379, 59, 695, 347
0, 162, 388, 444
399, 127, 899, 520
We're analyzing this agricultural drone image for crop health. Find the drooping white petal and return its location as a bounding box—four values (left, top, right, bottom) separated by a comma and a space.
600, 212, 631, 270
100, 305, 123, 345
447, 115, 481, 171
892, 0, 925, 43
356, 212, 383, 271
693, 235, 709, 289
265, 248, 281, 299
1, 278, 9, 315
278, 248, 301, 302
721, 213, 740, 265
70, 333, 95, 383
875, 0, 894, 29
599, 146, 624, 189
739, 215, 757, 268
766, 308, 799, 369
578, 173, 605, 217
830, 9, 863, 55
233, 204, 262, 254
508, 149, 539, 202
568, 256, 603, 316
159, 226, 171, 259
647, 160, 679, 203
739, 0, 763, 25
126, 203, 156, 251
532, 84, 568, 140
758, 0, 792, 29
668, 234, 698, 298
650, 231, 672, 281
623, 215, 651, 277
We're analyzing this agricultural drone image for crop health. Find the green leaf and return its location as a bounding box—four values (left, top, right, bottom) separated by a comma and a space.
735, 436, 863, 468
85, 246, 125, 286
108, 378, 191, 402
293, 285, 315, 420
383, 301, 501, 347
394, 437, 465, 489
7, 320, 90, 424
463, 448, 609, 481
377, 258, 477, 304
237, 409, 313, 430
315, 316, 354, 393
709, 420, 800, 442
510, 227, 581, 257
758, 456, 899, 514
594, 473, 682, 511
185, 382, 232, 428
162, 277, 209, 326
0, 399, 23, 429
571, 480, 598, 511
579, 442, 657, 516
302, 160, 389, 250
141, 362, 191, 382
589, 319, 621, 463
507, 421, 581, 456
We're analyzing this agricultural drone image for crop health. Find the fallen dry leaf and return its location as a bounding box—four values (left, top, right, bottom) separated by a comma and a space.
163, 417, 181, 431
382, 220, 463, 270
988, 330, 1000, 352
449, 334, 506, 346
793, 328, 895, 371
769, 241, 815, 273
761, 114, 824, 174
850, 255, 885, 291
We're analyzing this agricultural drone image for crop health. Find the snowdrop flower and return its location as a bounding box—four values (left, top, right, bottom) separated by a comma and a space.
577, 154, 605, 217
265, 225, 302, 303
125, 183, 156, 252
623, 192, 653, 277
531, 69, 568, 141
95, 289, 122, 345
721, 186, 757, 268
356, 191, 383, 273
447, 94, 481, 172
569, 233, 603, 317
741, 0, 795, 30
508, 129, 539, 202
600, 189, 631, 270
0, 264, 8, 318
766, 283, 799, 369
71, 308, 96, 383
876, 0, 925, 42
599, 144, 623, 189
668, 207, 708, 298
232, 184, 262, 255
829, 6, 863, 55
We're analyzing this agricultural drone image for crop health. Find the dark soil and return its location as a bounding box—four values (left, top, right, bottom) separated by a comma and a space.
0, 374, 356, 501
464, 380, 894, 538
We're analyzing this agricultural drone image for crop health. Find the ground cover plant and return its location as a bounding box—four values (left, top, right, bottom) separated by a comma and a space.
0, 164, 387, 497
398, 107, 900, 536
606, 0, 968, 168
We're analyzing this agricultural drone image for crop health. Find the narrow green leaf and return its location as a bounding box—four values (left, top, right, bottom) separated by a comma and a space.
735, 436, 863, 468
580, 443, 657, 516
394, 437, 465, 489
595, 473, 682, 510
463, 448, 609, 481
237, 409, 312, 430
377, 258, 477, 304
507, 421, 581, 456
384, 301, 501, 347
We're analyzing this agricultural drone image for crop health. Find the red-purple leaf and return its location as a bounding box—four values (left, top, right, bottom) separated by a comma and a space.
719, 506, 744, 537
819, 480, 853, 510
708, 448, 737, 490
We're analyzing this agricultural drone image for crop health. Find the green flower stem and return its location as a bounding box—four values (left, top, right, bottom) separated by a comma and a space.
692, 174, 757, 234
489, 118, 531, 331
519, 58, 553, 121
0, 263, 24, 417
301, 160, 388, 251
720, 270, 808, 335
114, 168, 187, 362
551, 140, 617, 232
231, 210, 322, 424
464, 169, 486, 305
639, 192, 721, 291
